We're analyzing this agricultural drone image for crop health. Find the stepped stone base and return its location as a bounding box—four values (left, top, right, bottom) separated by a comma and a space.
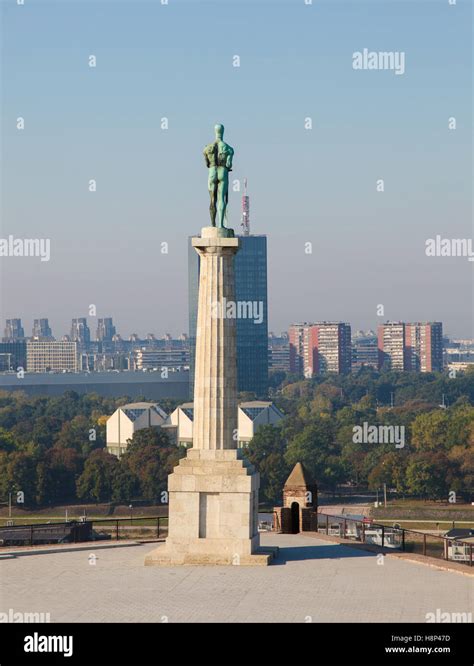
144, 545, 278, 567
144, 449, 276, 566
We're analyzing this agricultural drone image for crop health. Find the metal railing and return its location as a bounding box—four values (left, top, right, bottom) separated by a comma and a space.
315, 511, 473, 567
91, 516, 168, 541
273, 510, 473, 567
0, 516, 168, 547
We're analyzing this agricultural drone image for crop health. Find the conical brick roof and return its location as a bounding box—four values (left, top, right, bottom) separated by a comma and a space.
284, 462, 314, 488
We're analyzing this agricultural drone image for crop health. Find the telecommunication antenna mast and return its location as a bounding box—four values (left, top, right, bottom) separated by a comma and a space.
241, 178, 250, 236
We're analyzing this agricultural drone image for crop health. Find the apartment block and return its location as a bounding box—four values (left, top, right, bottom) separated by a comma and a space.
26, 341, 78, 372
378, 322, 443, 372
405, 322, 443, 372
289, 322, 352, 377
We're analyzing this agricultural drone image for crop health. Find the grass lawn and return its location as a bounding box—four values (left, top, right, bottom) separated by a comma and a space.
383, 499, 472, 510
376, 519, 474, 531
372, 499, 473, 523
0, 503, 169, 528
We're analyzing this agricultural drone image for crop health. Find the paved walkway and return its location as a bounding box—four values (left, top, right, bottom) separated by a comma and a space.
1, 533, 472, 623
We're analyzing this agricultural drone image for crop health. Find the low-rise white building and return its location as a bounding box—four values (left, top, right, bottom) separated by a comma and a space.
447, 361, 474, 374
106, 400, 284, 457
162, 402, 194, 447
238, 401, 285, 446
106, 402, 168, 457
164, 400, 284, 448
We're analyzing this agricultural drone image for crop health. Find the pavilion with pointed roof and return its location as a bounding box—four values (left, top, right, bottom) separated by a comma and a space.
274, 462, 318, 534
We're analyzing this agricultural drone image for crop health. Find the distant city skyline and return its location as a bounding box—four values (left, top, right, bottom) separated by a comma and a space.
2, 313, 473, 343
1, 1, 472, 338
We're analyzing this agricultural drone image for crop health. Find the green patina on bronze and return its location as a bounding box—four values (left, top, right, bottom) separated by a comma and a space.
203, 124, 234, 230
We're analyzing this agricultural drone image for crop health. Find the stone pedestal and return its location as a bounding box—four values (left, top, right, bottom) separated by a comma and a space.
145, 448, 272, 565
145, 227, 276, 566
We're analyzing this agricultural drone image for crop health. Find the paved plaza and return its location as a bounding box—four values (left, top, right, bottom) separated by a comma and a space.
1, 533, 472, 623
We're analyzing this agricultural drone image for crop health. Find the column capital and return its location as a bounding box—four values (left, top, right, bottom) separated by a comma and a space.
192, 233, 239, 253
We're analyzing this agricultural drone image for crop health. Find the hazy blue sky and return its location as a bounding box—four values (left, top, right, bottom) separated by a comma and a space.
1, 0, 472, 339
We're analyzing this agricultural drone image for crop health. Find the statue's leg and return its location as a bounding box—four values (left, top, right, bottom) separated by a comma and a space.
208, 171, 217, 226
216, 169, 228, 228
209, 189, 216, 226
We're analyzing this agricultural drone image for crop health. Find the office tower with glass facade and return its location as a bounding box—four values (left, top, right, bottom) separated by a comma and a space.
268, 333, 290, 373
0, 342, 27, 370
352, 334, 379, 370
188, 234, 268, 397
3, 319, 25, 342
70, 318, 91, 344
96, 317, 116, 342
32, 318, 53, 340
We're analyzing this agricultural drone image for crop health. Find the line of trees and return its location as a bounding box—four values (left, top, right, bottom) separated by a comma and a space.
0, 391, 182, 508
0, 368, 473, 508
249, 368, 474, 503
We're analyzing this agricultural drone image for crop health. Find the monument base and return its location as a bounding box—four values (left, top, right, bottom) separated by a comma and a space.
200, 225, 235, 238
144, 544, 278, 567
144, 449, 277, 567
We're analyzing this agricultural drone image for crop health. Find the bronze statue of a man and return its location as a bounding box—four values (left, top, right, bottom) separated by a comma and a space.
203, 124, 234, 228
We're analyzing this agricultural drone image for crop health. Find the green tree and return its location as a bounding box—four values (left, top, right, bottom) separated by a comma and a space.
246, 425, 289, 505
111, 464, 139, 503
5, 451, 38, 507
285, 417, 341, 490
405, 453, 449, 499
411, 410, 449, 450
0, 427, 16, 453
447, 445, 474, 500
76, 449, 119, 502
43, 447, 82, 504
55, 415, 96, 457
445, 405, 474, 449
367, 451, 408, 494
122, 428, 185, 501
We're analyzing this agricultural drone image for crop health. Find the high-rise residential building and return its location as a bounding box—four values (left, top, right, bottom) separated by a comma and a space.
26, 341, 78, 372
96, 317, 116, 342
405, 322, 443, 372
70, 318, 91, 344
377, 322, 406, 370
289, 322, 352, 377
188, 234, 268, 397
378, 322, 444, 372
3, 319, 25, 342
288, 325, 308, 376
32, 318, 53, 340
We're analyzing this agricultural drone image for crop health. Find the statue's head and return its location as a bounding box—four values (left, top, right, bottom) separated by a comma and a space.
214, 124, 224, 140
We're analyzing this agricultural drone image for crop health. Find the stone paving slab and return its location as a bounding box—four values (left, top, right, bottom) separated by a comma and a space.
0, 533, 472, 623
0, 540, 144, 558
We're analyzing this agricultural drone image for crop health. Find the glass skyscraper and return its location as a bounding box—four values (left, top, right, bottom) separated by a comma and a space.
188, 234, 268, 398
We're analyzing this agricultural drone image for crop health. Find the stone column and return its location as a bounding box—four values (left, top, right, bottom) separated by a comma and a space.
192, 227, 239, 450
144, 227, 277, 566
